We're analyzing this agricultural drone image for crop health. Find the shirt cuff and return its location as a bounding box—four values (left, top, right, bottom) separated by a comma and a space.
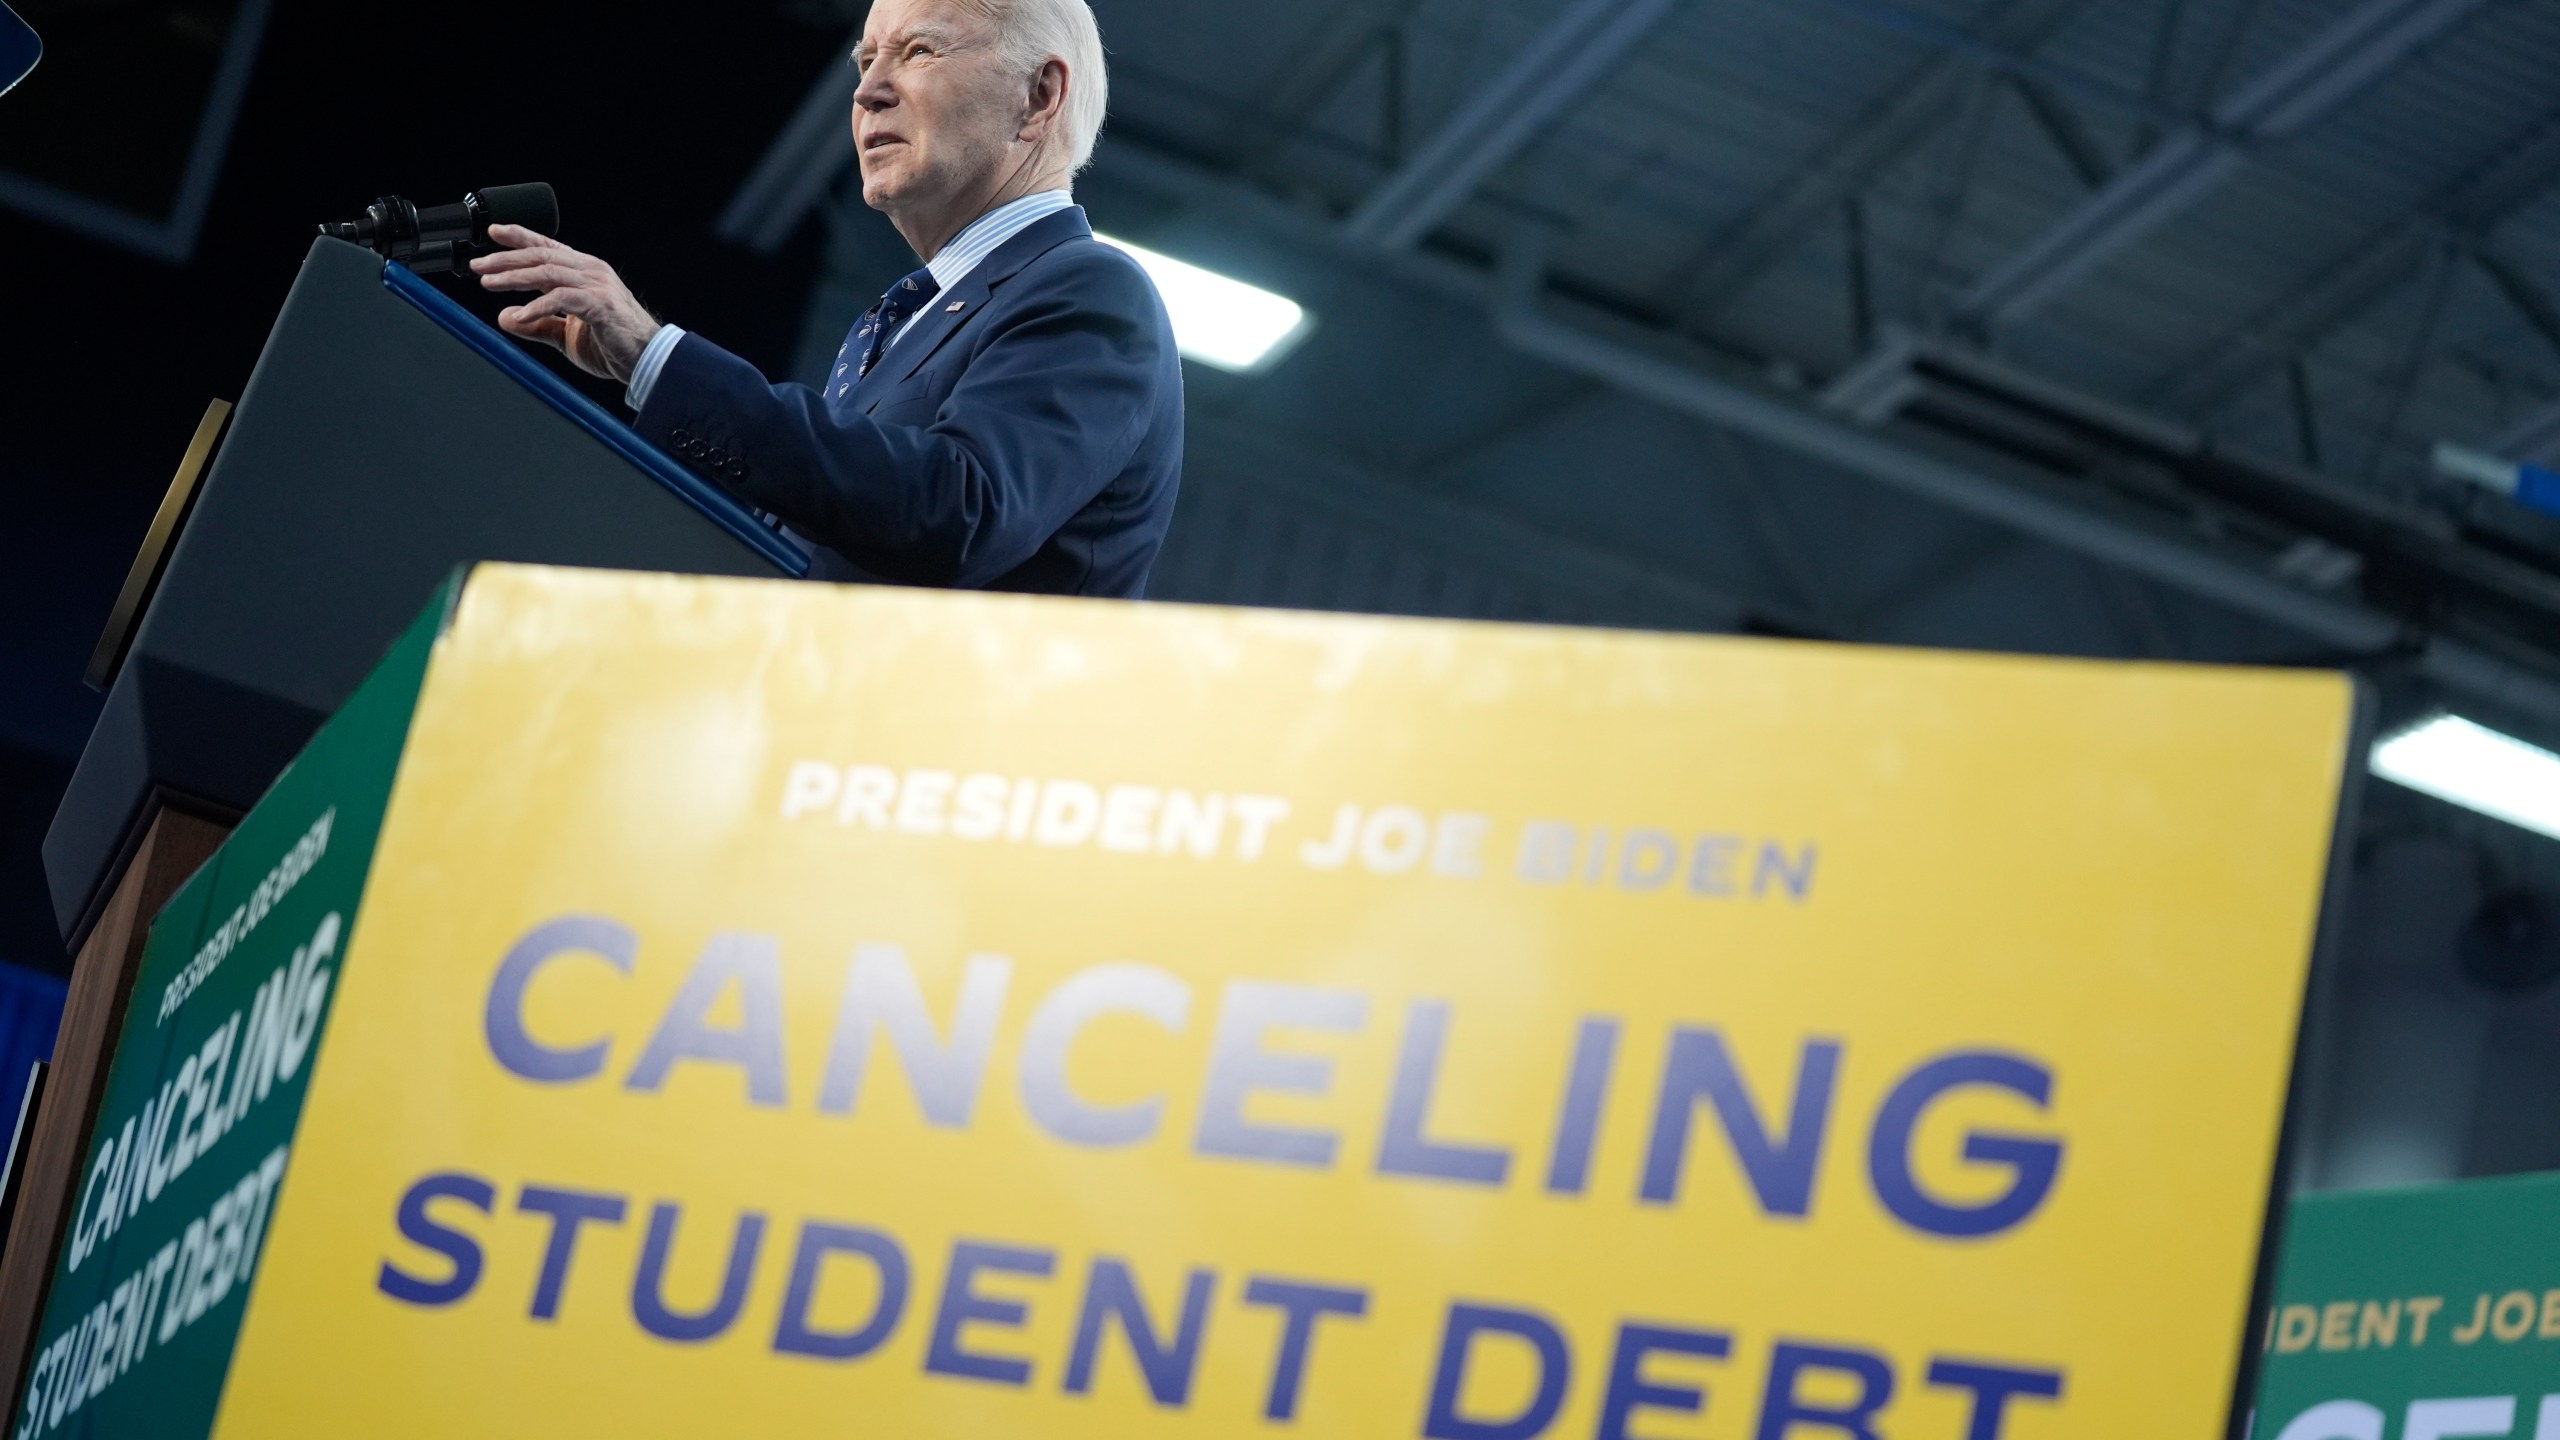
624, 324, 688, 411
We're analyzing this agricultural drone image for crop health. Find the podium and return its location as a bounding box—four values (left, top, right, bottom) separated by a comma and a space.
46, 237, 805, 947
7, 236, 804, 1402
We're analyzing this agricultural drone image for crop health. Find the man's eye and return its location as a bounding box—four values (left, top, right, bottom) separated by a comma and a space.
909, 43, 931, 58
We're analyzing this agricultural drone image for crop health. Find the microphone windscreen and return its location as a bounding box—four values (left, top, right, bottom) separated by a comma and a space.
478, 182, 558, 236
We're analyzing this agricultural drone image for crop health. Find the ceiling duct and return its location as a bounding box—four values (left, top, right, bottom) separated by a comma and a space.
1820, 336, 2560, 653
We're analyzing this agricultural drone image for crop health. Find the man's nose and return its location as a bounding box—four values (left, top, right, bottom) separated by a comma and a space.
853, 63, 896, 110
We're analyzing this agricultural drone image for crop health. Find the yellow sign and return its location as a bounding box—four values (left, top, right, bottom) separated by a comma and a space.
210, 565, 2351, 1437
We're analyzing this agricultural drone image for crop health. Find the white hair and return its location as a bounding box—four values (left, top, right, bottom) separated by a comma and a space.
974, 0, 1109, 173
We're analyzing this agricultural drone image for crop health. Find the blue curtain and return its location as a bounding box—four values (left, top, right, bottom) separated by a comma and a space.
0, 965, 66, 1133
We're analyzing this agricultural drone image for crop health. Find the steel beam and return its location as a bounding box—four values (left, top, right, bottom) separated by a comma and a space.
2132, 0, 2191, 151
2006, 73, 2116, 190
2471, 245, 2560, 370
1844, 196, 1876, 349
1666, 0, 2094, 319
2482, 400, 2560, 468
1207, 0, 1426, 179
2144, 116, 2560, 416
1954, 0, 2488, 327
2287, 357, 2325, 469
2358, 238, 2459, 481
717, 37, 861, 255
1337, 0, 1678, 250
1795, 0, 2180, 127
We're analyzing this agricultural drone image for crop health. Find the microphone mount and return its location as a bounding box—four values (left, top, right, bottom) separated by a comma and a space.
320, 183, 558, 276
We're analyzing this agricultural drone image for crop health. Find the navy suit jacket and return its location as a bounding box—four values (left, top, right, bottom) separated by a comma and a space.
634, 207, 1183, 597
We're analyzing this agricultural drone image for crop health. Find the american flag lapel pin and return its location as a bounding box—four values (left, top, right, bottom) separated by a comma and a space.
946, 300, 967, 313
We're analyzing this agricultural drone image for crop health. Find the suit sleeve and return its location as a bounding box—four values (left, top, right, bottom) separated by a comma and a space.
632, 250, 1168, 588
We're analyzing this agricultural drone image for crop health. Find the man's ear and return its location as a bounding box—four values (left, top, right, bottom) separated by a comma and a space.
1019, 55, 1068, 143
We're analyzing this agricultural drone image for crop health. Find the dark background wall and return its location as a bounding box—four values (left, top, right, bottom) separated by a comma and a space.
0, 0, 848, 979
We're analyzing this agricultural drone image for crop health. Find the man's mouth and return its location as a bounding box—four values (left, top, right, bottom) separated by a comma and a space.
863, 134, 906, 152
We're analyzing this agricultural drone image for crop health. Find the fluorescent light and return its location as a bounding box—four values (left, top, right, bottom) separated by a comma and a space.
2371, 714, 2560, 840
1099, 235, 1309, 373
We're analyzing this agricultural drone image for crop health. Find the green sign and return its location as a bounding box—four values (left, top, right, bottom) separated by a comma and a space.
2256, 1171, 2560, 1439
8, 593, 443, 1439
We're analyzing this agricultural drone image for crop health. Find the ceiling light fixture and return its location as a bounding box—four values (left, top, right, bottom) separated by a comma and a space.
2371, 714, 2560, 841
1098, 235, 1309, 373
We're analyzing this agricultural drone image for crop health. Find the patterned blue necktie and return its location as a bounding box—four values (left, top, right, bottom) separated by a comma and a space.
830, 266, 943, 401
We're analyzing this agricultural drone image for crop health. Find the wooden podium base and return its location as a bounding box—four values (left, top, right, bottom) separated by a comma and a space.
0, 806, 229, 1412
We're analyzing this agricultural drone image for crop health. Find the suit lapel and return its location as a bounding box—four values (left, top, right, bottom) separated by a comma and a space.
862, 207, 1094, 400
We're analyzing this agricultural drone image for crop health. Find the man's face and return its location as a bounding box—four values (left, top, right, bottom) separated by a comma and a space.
852, 0, 1023, 220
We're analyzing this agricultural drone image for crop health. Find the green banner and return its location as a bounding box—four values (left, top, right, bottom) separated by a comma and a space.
2256, 1172, 2560, 1439
8, 590, 444, 1440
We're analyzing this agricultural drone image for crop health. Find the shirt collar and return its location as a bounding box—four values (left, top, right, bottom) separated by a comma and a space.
925, 189, 1077, 295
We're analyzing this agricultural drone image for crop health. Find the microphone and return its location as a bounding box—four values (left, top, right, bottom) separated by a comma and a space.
319, 183, 559, 275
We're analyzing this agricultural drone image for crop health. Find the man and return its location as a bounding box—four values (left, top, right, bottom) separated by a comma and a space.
470, 0, 1181, 598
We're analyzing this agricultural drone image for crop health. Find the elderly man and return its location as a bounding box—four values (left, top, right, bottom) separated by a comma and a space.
469, 0, 1181, 598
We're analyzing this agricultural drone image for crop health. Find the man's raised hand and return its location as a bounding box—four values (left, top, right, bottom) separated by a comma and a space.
471, 224, 662, 383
